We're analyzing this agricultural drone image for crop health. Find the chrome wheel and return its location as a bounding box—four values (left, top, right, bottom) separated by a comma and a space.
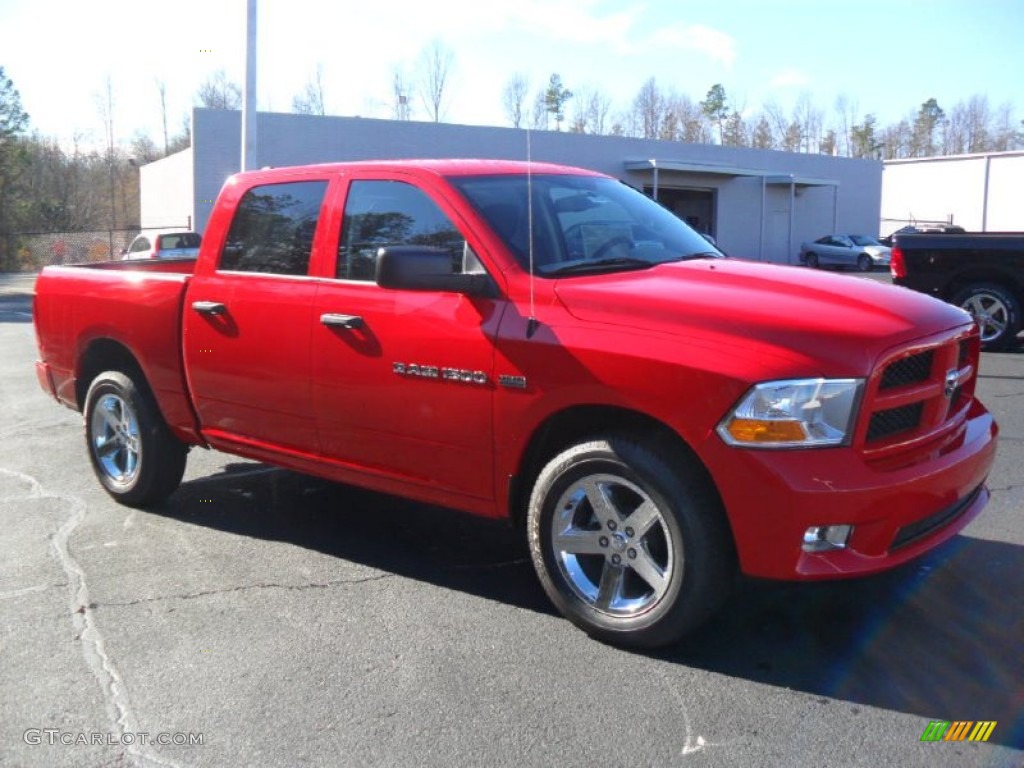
962, 292, 1010, 345
550, 473, 674, 617
89, 392, 141, 487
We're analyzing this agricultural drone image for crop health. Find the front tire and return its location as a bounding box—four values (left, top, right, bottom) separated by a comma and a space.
84, 371, 188, 507
952, 282, 1022, 351
857, 253, 872, 272
804, 252, 819, 269
527, 435, 735, 648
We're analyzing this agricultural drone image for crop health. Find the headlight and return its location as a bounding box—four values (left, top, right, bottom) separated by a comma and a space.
717, 378, 864, 448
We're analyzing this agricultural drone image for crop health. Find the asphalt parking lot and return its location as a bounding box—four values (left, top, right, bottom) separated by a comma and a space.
0, 271, 1021, 767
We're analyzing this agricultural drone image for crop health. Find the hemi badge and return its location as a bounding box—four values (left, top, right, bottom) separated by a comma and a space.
498, 374, 527, 389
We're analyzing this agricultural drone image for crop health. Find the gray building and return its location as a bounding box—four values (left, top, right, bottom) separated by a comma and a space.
141, 108, 883, 265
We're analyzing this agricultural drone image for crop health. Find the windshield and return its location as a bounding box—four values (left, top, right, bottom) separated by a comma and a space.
849, 235, 882, 246
447, 174, 722, 276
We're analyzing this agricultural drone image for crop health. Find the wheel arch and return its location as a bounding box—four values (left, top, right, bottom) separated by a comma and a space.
942, 270, 1024, 305
75, 338, 149, 411
507, 404, 724, 530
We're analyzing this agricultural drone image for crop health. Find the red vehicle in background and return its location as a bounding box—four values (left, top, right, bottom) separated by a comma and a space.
33, 160, 997, 648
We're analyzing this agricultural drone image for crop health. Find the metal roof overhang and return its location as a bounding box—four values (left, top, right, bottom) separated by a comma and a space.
624, 160, 840, 263
624, 159, 838, 187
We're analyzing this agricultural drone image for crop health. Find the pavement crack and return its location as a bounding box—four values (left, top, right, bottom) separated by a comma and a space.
0, 468, 186, 768
94, 573, 395, 608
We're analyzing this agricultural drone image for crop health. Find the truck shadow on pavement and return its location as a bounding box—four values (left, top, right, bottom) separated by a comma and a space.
155, 462, 1023, 750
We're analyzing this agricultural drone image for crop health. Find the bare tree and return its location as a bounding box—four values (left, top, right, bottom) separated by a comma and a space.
530, 89, 549, 130
168, 112, 192, 154
502, 74, 529, 129
418, 41, 454, 123
392, 68, 413, 121
750, 113, 774, 149
664, 93, 709, 143
990, 102, 1019, 151
962, 94, 991, 152
568, 86, 606, 134
834, 94, 858, 157
156, 78, 169, 155
793, 94, 823, 153
293, 64, 326, 116
632, 77, 665, 139
95, 75, 118, 233
196, 70, 242, 109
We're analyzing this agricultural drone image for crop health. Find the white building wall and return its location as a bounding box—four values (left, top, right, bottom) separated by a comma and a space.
882, 151, 1024, 234
139, 148, 194, 230
154, 109, 882, 264
986, 154, 1024, 231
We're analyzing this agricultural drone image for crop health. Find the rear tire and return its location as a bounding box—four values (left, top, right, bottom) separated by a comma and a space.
526, 434, 735, 648
857, 253, 872, 272
84, 371, 188, 507
952, 282, 1022, 351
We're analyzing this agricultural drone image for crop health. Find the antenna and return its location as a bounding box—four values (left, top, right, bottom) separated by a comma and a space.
525, 128, 539, 339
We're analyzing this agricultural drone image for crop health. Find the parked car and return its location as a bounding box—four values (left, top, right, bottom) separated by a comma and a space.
880, 225, 966, 247
800, 234, 891, 271
122, 231, 202, 260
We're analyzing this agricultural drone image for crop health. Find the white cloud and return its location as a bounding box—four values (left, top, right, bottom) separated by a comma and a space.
770, 68, 811, 88
648, 24, 737, 68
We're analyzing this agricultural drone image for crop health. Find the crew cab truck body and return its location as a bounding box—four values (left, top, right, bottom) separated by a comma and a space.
892, 232, 1024, 350
34, 160, 998, 648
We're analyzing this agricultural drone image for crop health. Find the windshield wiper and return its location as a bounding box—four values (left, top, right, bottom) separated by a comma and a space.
542, 257, 655, 276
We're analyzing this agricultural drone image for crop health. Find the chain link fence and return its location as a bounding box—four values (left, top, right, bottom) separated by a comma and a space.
0, 223, 192, 273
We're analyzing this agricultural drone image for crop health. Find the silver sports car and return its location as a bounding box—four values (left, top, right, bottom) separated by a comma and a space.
800, 234, 891, 271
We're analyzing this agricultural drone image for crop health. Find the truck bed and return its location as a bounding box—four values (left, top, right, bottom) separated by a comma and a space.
33, 258, 200, 442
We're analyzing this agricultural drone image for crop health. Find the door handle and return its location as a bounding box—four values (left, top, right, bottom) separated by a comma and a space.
320, 313, 365, 330
191, 301, 227, 315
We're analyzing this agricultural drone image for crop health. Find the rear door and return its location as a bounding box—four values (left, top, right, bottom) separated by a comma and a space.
183, 175, 330, 452
310, 172, 504, 501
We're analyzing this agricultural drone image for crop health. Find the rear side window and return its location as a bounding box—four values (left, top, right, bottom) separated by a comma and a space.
338, 180, 465, 280
159, 233, 201, 249
220, 181, 328, 275
129, 237, 150, 253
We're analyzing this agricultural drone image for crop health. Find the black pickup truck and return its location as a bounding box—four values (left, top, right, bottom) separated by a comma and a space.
892, 232, 1024, 350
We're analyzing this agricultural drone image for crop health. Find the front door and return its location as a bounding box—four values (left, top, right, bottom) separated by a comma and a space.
311, 174, 503, 502
183, 177, 330, 452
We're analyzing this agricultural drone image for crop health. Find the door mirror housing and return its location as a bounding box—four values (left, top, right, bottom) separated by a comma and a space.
375, 247, 495, 296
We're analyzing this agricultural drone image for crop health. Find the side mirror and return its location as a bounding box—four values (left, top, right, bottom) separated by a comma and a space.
375, 247, 495, 297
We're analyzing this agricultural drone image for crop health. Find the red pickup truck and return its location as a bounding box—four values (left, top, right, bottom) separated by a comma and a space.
33, 160, 998, 648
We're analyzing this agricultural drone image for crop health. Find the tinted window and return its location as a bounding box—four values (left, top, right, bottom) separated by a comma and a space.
449, 174, 722, 277
129, 237, 150, 253
220, 181, 328, 275
338, 180, 465, 280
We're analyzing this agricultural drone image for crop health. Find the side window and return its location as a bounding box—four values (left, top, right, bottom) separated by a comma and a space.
338, 180, 467, 281
220, 180, 328, 276
130, 237, 150, 253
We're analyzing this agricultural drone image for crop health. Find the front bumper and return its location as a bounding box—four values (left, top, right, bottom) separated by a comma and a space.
703, 398, 997, 579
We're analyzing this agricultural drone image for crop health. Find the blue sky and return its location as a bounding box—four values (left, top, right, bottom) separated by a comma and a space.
2, 0, 1021, 147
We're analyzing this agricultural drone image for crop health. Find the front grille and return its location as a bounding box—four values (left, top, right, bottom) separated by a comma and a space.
863, 332, 976, 448
891, 485, 981, 549
957, 339, 970, 369
880, 350, 934, 390
868, 402, 924, 441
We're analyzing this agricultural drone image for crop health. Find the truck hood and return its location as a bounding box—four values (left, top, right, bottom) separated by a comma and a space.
554, 258, 971, 374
